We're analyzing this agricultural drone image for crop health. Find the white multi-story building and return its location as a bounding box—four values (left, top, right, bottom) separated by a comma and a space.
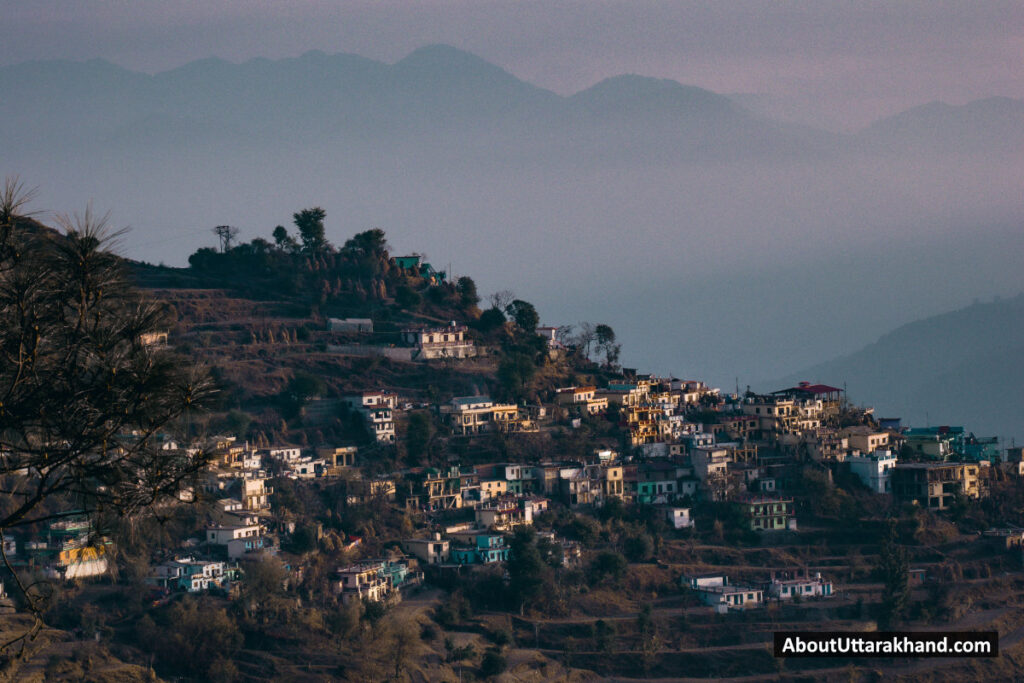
239, 475, 272, 511
207, 512, 265, 560
447, 396, 494, 435
343, 391, 397, 443
847, 449, 897, 494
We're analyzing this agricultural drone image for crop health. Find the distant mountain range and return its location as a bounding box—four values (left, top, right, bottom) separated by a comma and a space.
771, 293, 1024, 442
3, 45, 1023, 443
3, 44, 1022, 161
856, 97, 1024, 155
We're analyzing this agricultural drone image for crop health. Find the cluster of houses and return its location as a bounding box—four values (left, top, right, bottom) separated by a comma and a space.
387, 459, 696, 528
401, 525, 580, 575
283, 366, 1011, 600
11, 312, 1017, 619
318, 316, 1006, 518
543, 377, 997, 513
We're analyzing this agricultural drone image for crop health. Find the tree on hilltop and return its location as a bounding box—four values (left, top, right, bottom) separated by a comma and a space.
595, 323, 621, 368
456, 276, 479, 307
505, 299, 539, 335
342, 228, 389, 261
272, 224, 298, 253
293, 207, 330, 254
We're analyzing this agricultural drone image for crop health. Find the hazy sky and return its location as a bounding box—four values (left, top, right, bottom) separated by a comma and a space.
3, 0, 1023, 130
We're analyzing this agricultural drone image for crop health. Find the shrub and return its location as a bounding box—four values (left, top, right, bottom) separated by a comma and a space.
590, 551, 628, 584
480, 647, 508, 678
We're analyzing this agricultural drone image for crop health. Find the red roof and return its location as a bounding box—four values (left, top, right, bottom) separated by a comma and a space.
773, 382, 842, 396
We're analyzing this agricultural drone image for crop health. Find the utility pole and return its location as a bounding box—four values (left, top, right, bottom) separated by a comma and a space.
213, 225, 239, 252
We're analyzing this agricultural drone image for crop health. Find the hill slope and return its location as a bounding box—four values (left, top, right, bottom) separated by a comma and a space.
857, 97, 1024, 156
770, 293, 1024, 440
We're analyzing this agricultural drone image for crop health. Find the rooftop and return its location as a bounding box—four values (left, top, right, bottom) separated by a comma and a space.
771, 382, 843, 396
452, 396, 492, 406
734, 494, 793, 504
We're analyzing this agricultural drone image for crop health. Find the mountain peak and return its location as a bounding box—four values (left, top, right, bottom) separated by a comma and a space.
393, 44, 514, 82
571, 74, 738, 117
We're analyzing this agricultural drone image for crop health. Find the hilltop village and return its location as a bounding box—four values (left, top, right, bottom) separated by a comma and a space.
4, 213, 1024, 682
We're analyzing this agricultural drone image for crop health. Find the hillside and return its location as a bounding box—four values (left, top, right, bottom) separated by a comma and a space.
856, 96, 1024, 156
126, 220, 616, 460
770, 293, 1024, 440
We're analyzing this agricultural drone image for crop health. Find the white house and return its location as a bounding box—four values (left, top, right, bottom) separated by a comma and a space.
207, 517, 264, 560
240, 475, 273, 511
704, 585, 764, 610
767, 571, 833, 600
661, 506, 695, 530
266, 447, 302, 462
402, 323, 476, 360
683, 573, 764, 610
847, 449, 897, 494
343, 391, 397, 443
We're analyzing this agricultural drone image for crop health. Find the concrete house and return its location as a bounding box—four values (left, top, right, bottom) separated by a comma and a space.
447, 396, 495, 435
448, 533, 510, 565
766, 570, 833, 600
556, 386, 608, 415
152, 557, 231, 593
905, 426, 965, 460
207, 511, 265, 560
403, 535, 451, 564
841, 426, 891, 454
661, 506, 695, 530
335, 562, 392, 605
402, 323, 476, 360
892, 462, 983, 509
343, 391, 397, 443
847, 449, 897, 494
734, 494, 795, 531
683, 574, 764, 610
